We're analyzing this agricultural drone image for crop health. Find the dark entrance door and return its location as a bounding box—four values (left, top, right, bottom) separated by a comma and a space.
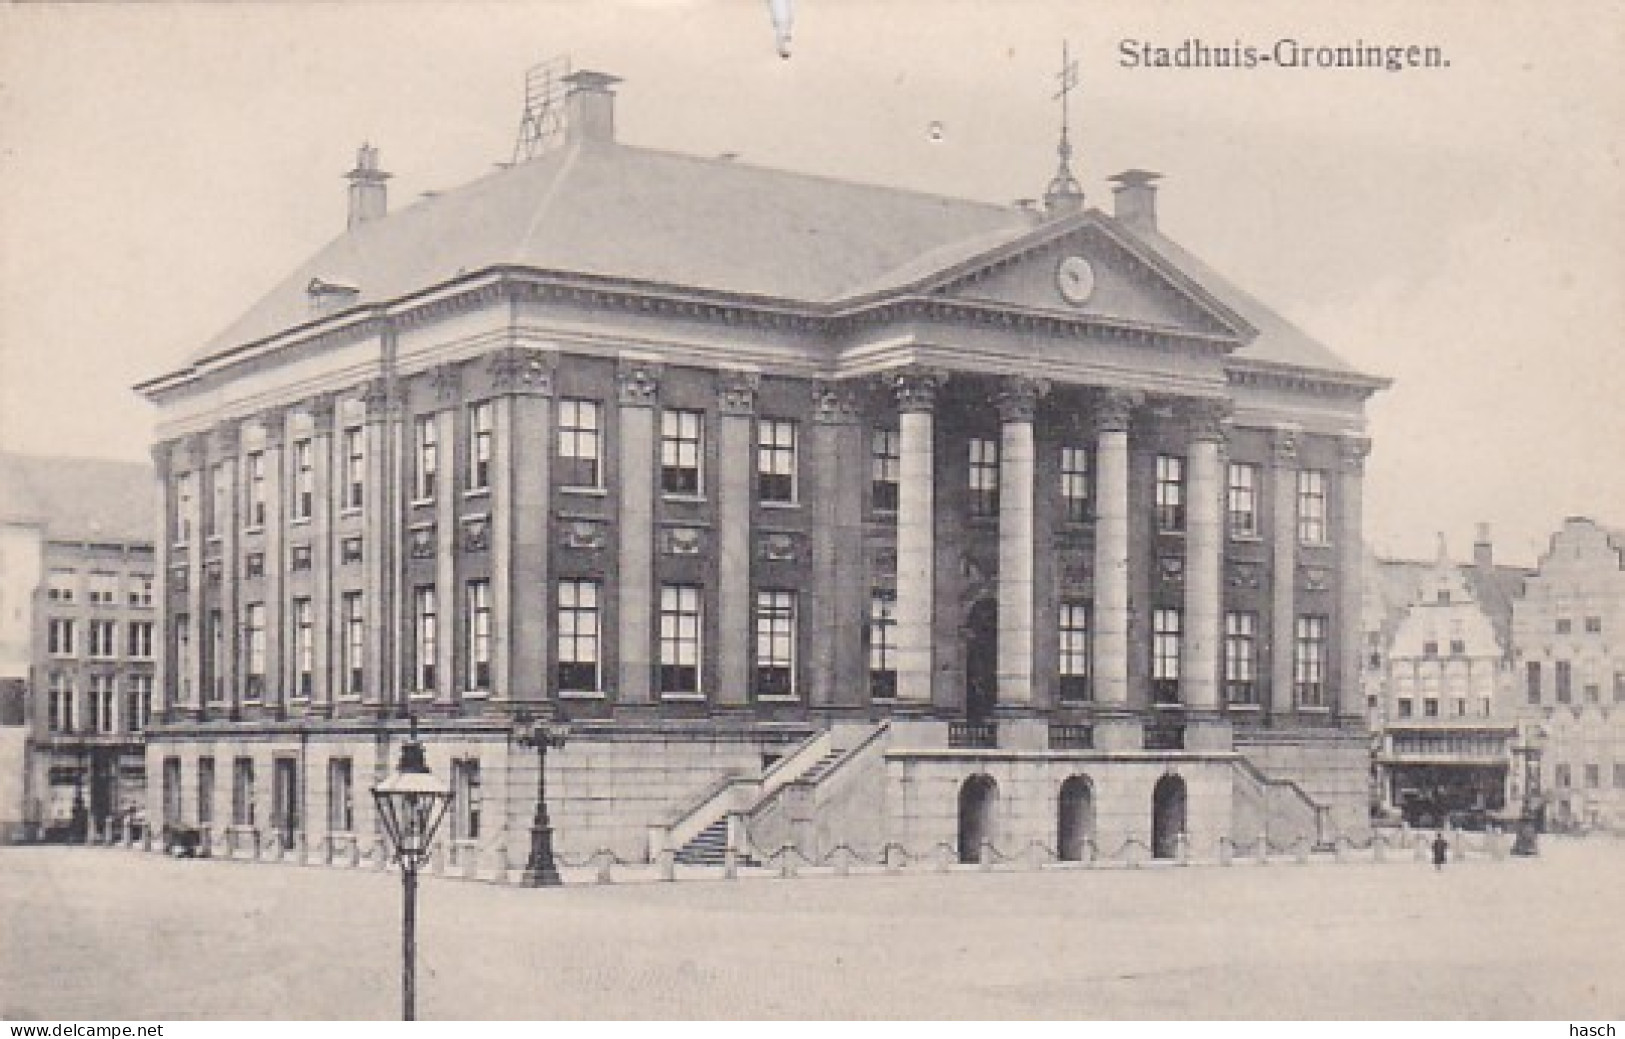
273, 758, 298, 850
958, 774, 998, 863
965, 599, 997, 721
89, 751, 115, 841
1057, 775, 1095, 862
1152, 774, 1187, 859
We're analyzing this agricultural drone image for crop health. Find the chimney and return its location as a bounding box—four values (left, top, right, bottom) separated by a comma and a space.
563, 70, 621, 145
1109, 169, 1162, 232
345, 144, 391, 230
1473, 522, 1494, 568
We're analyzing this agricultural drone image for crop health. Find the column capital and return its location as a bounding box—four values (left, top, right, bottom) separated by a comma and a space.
1093, 387, 1143, 434
430, 361, 463, 406
1269, 426, 1300, 468
1337, 435, 1372, 474
810, 380, 861, 425
257, 407, 287, 447
150, 440, 176, 479
616, 359, 663, 408
490, 346, 556, 396
995, 377, 1050, 424
359, 377, 395, 419
717, 369, 759, 417
308, 393, 339, 432
1183, 398, 1232, 442
210, 422, 240, 459
888, 365, 946, 413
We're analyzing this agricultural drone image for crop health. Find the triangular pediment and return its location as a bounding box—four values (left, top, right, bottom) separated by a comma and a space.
900, 212, 1254, 342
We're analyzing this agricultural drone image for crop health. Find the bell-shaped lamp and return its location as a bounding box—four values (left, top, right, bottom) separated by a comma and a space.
372, 737, 453, 871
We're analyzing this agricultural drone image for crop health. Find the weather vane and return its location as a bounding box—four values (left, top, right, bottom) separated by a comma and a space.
1044, 40, 1084, 212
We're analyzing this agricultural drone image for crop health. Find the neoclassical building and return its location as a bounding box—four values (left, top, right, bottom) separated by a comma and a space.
137, 70, 1386, 867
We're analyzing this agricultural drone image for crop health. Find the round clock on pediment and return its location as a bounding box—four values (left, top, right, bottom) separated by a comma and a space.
1055, 254, 1096, 306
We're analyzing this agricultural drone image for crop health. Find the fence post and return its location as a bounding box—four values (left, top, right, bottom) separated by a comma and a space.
375, 834, 390, 871
1257, 833, 1270, 866
936, 843, 953, 873
658, 848, 676, 882
779, 844, 798, 879
1218, 836, 1233, 867
1295, 837, 1309, 865
884, 843, 902, 874
1175, 832, 1190, 866
1373, 833, 1386, 863
979, 841, 994, 872
834, 846, 851, 877
594, 848, 613, 885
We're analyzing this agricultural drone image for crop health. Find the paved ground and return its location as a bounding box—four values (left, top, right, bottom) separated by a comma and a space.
2, 838, 1622, 1020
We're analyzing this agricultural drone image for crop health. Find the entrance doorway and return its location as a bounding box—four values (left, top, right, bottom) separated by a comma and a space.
964, 599, 997, 721
958, 774, 999, 863
1152, 774, 1187, 859
1057, 775, 1095, 862
272, 758, 299, 850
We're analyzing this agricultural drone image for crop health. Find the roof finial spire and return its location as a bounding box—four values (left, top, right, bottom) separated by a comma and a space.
1043, 40, 1084, 216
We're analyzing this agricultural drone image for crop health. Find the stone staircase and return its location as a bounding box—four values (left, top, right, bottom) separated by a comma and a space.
674, 817, 759, 866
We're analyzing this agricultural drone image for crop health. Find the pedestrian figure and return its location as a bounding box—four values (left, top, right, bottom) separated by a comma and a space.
1431, 831, 1449, 870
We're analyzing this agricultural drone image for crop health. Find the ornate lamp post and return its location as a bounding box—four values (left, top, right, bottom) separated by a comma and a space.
371, 718, 453, 1021
1512, 723, 1547, 856
515, 709, 570, 887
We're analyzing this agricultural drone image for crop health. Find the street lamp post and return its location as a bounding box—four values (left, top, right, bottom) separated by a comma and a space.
371, 718, 453, 1021
515, 709, 570, 887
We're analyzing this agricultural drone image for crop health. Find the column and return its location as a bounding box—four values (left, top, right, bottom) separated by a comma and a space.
716, 370, 757, 708
1182, 399, 1229, 749
1268, 427, 1300, 718
809, 381, 864, 710
213, 425, 240, 719
493, 346, 555, 703
490, 391, 514, 701
891, 367, 942, 709
1336, 435, 1371, 725
182, 434, 205, 718
261, 410, 285, 708
616, 360, 661, 705
995, 377, 1046, 709
434, 402, 457, 707
149, 442, 172, 720
310, 395, 336, 712
1090, 388, 1140, 749
363, 381, 390, 709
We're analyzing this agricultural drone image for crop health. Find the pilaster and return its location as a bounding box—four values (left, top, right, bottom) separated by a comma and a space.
716, 369, 757, 708
1269, 426, 1300, 719
615, 359, 661, 705
309, 394, 337, 711
260, 408, 286, 708
809, 380, 864, 710
995, 376, 1047, 710
1090, 388, 1140, 714
889, 366, 943, 709
1181, 398, 1228, 716
1336, 435, 1370, 725
493, 346, 556, 704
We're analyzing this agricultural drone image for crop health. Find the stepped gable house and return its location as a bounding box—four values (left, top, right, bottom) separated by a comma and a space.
136, 70, 1388, 867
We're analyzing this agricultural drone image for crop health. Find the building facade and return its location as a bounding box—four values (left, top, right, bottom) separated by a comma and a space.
136, 71, 1386, 867
0, 454, 158, 842
1512, 517, 1625, 831
1363, 532, 1527, 826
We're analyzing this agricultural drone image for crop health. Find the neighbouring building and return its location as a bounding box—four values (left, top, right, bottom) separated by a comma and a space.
1362, 528, 1529, 826
1512, 517, 1625, 831
0, 453, 158, 843
134, 69, 1387, 869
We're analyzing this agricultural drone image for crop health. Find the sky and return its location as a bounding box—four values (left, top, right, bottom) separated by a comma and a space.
1, 0, 1621, 568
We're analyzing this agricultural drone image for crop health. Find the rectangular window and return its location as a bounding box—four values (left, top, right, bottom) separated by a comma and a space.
453, 760, 482, 842
293, 598, 314, 697
1555, 660, 1572, 704
1584, 683, 1600, 705
557, 580, 600, 693
869, 590, 897, 700
871, 429, 900, 512
661, 409, 704, 496
1227, 463, 1259, 537
1397, 698, 1413, 719
1424, 697, 1440, 718
1615, 672, 1625, 704
755, 589, 797, 697
557, 399, 602, 489
1585, 616, 1602, 634
245, 451, 267, 528
1057, 601, 1090, 701
1584, 764, 1600, 789
47, 569, 76, 603
197, 757, 215, 827
175, 473, 194, 543
88, 620, 117, 659
1060, 446, 1090, 524
162, 757, 182, 825
1554, 764, 1571, 788
757, 419, 798, 504
1155, 455, 1185, 532
88, 572, 118, 605
467, 402, 494, 492
414, 586, 437, 693
243, 604, 265, 701
125, 675, 152, 733
206, 610, 225, 702
292, 439, 314, 521
1224, 611, 1258, 705
466, 580, 492, 691
342, 427, 365, 511
1555, 618, 1571, 635
1614, 763, 1625, 790
968, 437, 999, 517
659, 584, 702, 696
48, 619, 75, 656
47, 673, 72, 733
129, 574, 154, 608
1151, 608, 1181, 704
89, 675, 116, 734
1295, 615, 1329, 707
175, 616, 191, 703
1526, 661, 1542, 704
342, 592, 365, 695
232, 757, 255, 827
1423, 640, 1439, 658
328, 758, 353, 832
1297, 470, 1329, 545
1449, 639, 1466, 656
414, 416, 438, 501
